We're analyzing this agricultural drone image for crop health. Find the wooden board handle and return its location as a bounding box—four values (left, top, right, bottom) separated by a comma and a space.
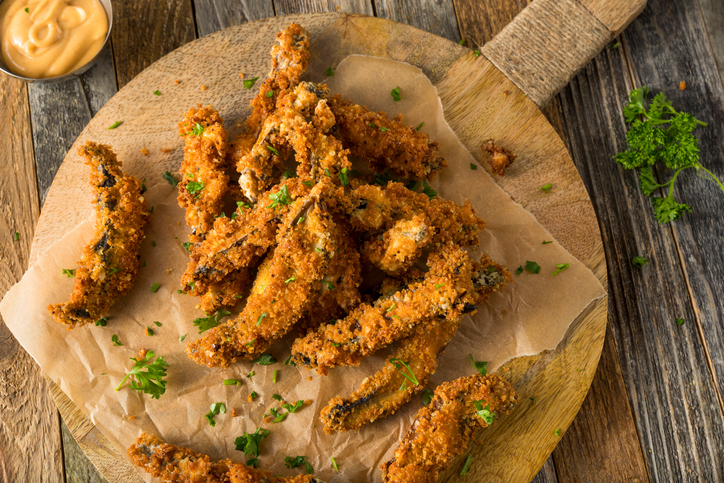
481, 0, 646, 107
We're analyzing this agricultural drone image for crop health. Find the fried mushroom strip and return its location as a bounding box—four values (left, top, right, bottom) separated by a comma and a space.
320, 256, 508, 432
328, 95, 446, 179
48, 142, 150, 329
381, 374, 517, 483
292, 246, 509, 374
129, 432, 326, 483
186, 181, 340, 367
178, 106, 229, 242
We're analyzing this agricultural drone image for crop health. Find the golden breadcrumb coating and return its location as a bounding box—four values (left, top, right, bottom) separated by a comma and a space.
178, 105, 229, 242
381, 374, 517, 483
481, 139, 517, 176
48, 142, 150, 329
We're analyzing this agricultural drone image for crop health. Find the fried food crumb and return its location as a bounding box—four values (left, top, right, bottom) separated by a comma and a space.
503, 90, 509, 96
679, 81, 686, 90
201, 85, 207, 91
140, 147, 149, 156
128, 415, 135, 421
482, 139, 517, 176
160, 147, 174, 153
231, 408, 238, 417
138, 348, 147, 359
166, 268, 173, 275
307, 377, 312, 381
144, 327, 152, 336
240, 72, 244, 79
174, 79, 180, 84
247, 394, 254, 403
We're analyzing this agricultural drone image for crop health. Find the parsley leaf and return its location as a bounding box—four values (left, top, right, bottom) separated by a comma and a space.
541, 183, 552, 193
186, 179, 204, 198
390, 86, 401, 102
389, 358, 419, 389
415, 122, 424, 131
243, 76, 259, 89
552, 263, 570, 276
256, 312, 268, 326
163, 171, 178, 188
107, 121, 122, 130
267, 145, 281, 156
62, 268, 76, 277
460, 455, 473, 475
515, 266, 524, 275
469, 354, 487, 376
555, 428, 561, 437
111, 334, 123, 346
282, 400, 305, 413
266, 90, 274, 98
182, 242, 192, 252
615, 87, 721, 224
192, 309, 231, 333
95, 317, 108, 327
251, 354, 276, 365
246, 457, 259, 468
632, 256, 648, 267
422, 179, 437, 199
115, 350, 168, 399
421, 388, 434, 405
331, 456, 340, 472
325, 66, 334, 76
234, 427, 270, 456
284, 456, 313, 474
191, 122, 205, 136
338, 167, 350, 186
204, 402, 226, 426
150, 282, 160, 293
524, 260, 541, 274
153, 90, 161, 96
472, 400, 496, 426
470, 163, 478, 170
13, 232, 19, 241
267, 185, 292, 209
677, 318, 685, 326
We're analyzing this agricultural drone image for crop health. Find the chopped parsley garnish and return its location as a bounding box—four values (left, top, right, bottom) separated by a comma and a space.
266, 145, 281, 156
434, 283, 445, 290
632, 256, 648, 267
13, 232, 19, 241
108, 267, 120, 274
542, 240, 553, 245
179, 334, 186, 341
325, 281, 336, 290
266, 90, 274, 98
153, 90, 161, 96
111, 334, 123, 346
552, 263, 570, 275
234, 427, 270, 456
182, 242, 192, 252
615, 87, 721, 224
677, 318, 685, 326
204, 402, 226, 426
107, 121, 122, 130
150, 282, 161, 292
251, 354, 277, 365
472, 400, 496, 425
422, 179, 437, 199
224, 378, 242, 386
458, 39, 466, 45
237, 201, 251, 210
256, 312, 268, 326
282, 170, 296, 179
474, 49, 481, 57
421, 388, 434, 405
243, 76, 259, 89
469, 354, 487, 376
368, 122, 376, 129
390, 86, 401, 102
192, 309, 231, 333
153, 321, 162, 327
389, 358, 419, 390
285, 277, 296, 284
62, 268, 75, 277
325, 66, 334, 76
115, 350, 168, 399
470, 163, 478, 170
460, 455, 473, 475
530, 397, 536, 404
247, 371, 255, 379
95, 317, 108, 327
515, 266, 524, 275
272, 393, 283, 401
302, 180, 314, 187
338, 167, 350, 186
272, 369, 279, 382
284, 355, 296, 366
151, 240, 157, 247
146, 327, 154, 336
267, 185, 292, 209
24, 7, 29, 12
380, 126, 390, 132
250, 390, 258, 399
268, 407, 288, 422
186, 180, 204, 197
555, 428, 561, 437
541, 183, 552, 193
415, 122, 424, 131
331, 456, 340, 472
387, 303, 396, 312
612, 41, 621, 49
524, 260, 541, 274
246, 458, 259, 468
191, 122, 205, 136
282, 400, 304, 413
284, 456, 313, 474
162, 171, 178, 187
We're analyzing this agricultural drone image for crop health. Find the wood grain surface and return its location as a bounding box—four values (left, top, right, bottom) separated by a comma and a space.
30, 11, 608, 483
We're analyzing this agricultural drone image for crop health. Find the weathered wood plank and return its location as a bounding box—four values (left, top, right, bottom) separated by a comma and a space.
61, 419, 108, 483
698, 0, 724, 84
110, 0, 196, 89
558, 25, 724, 480
374, 0, 460, 42
530, 456, 559, 483
0, 71, 64, 483
273, 0, 373, 16
193, 0, 274, 37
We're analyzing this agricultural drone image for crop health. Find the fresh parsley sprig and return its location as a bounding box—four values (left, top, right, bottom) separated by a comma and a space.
615, 87, 723, 224
115, 350, 168, 399
193, 309, 231, 333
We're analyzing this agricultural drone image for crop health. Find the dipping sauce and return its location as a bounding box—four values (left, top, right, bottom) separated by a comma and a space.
0, 0, 107, 79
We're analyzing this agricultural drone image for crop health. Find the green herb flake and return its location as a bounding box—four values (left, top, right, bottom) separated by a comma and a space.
151, 240, 157, 247
515, 266, 524, 275
107, 121, 122, 130
251, 354, 277, 365
179, 334, 186, 342
677, 318, 685, 326
611, 41, 621, 50
150, 282, 161, 293
389, 358, 419, 389
390, 86, 401, 102
415, 122, 424, 131
153, 90, 161, 96
243, 76, 259, 89
552, 263, 570, 276
470, 163, 478, 170
474, 49, 481, 57
191, 122, 205, 136
234, 427, 270, 456
111, 334, 123, 346
152, 321, 162, 327
421, 388, 434, 405
272, 369, 279, 383
284, 355, 296, 366
115, 350, 168, 399
267, 184, 292, 209
186, 180, 204, 197
387, 303, 397, 312
193, 309, 231, 334
331, 456, 340, 472
542, 240, 553, 245
95, 317, 109, 327
338, 166, 350, 186
632, 256, 648, 267
162, 171, 178, 187
524, 260, 541, 274
250, 390, 258, 399
285, 277, 296, 284
530, 397, 536, 404
204, 402, 226, 426
422, 179, 437, 199
247, 371, 255, 379
434, 283, 445, 290
472, 400, 496, 426
460, 455, 473, 475
555, 428, 561, 437
266, 90, 274, 98
24, 7, 29, 12
469, 354, 488, 376
182, 242, 193, 253
266, 145, 281, 156
325, 66, 334, 76
256, 312, 268, 326
62, 268, 76, 277
284, 456, 313, 474
541, 183, 552, 193
108, 267, 120, 274
146, 327, 154, 336
282, 400, 304, 413
13, 232, 19, 241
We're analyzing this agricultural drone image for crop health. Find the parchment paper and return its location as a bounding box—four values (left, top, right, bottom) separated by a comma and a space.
0, 56, 605, 482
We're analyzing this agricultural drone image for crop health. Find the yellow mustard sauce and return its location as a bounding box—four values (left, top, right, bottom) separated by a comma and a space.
0, 0, 107, 78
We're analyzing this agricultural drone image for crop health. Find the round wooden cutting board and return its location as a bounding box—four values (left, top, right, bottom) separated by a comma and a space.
32, 13, 608, 483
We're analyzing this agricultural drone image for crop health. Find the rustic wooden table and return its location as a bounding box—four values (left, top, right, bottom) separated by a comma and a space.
1, 0, 724, 481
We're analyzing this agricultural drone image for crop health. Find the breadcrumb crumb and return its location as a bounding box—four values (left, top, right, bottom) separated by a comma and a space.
679, 81, 686, 90
140, 147, 149, 156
